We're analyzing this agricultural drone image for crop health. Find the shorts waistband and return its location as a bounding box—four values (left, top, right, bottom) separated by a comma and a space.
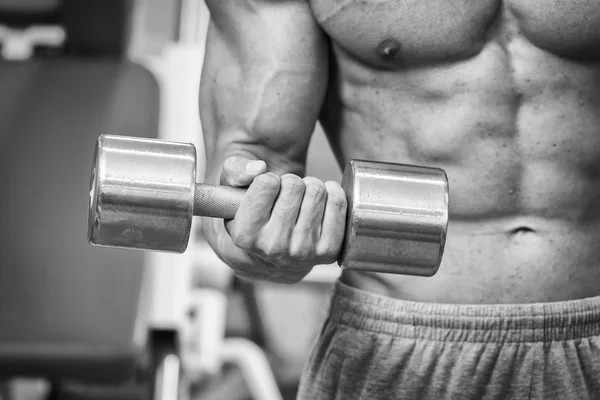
329, 281, 600, 343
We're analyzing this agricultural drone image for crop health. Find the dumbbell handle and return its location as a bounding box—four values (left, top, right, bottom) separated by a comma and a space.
194, 183, 247, 219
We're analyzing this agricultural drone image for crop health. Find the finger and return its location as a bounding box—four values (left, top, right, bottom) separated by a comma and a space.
265, 174, 306, 241
221, 156, 267, 187
290, 177, 327, 257
226, 172, 280, 249
316, 181, 347, 258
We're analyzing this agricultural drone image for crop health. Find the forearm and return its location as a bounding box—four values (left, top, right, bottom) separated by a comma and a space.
201, 63, 326, 183
199, 0, 328, 184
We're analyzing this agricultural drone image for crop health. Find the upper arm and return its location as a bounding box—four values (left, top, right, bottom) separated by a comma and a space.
200, 0, 329, 177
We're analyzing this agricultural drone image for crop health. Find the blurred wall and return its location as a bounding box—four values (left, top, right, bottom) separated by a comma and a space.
133, 0, 178, 55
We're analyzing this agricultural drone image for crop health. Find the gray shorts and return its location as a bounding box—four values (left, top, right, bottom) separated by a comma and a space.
297, 281, 600, 400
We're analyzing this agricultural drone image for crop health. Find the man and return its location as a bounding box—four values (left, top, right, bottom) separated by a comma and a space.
199, 1, 600, 398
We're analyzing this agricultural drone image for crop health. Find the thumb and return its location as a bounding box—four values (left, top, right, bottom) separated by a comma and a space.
221, 156, 267, 187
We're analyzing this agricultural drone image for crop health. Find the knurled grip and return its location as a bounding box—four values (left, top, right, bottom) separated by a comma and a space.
193, 183, 247, 219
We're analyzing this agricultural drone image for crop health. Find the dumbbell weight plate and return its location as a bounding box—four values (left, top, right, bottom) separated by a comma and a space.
88, 134, 197, 253
339, 160, 448, 276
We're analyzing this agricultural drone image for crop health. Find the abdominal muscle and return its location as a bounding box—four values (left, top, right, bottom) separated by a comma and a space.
341, 219, 600, 304
324, 38, 600, 304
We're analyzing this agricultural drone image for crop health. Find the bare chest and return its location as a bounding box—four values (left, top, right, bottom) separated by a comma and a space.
309, 0, 600, 67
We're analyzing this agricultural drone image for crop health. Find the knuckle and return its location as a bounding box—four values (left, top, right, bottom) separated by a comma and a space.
222, 156, 236, 172
253, 173, 280, 190
289, 241, 311, 260
303, 178, 327, 203
229, 227, 253, 249
325, 182, 348, 210
258, 238, 285, 257
281, 174, 306, 193
324, 180, 344, 194
223, 156, 243, 174
302, 176, 322, 186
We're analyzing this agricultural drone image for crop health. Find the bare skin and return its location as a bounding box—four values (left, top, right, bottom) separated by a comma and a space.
200, 0, 600, 304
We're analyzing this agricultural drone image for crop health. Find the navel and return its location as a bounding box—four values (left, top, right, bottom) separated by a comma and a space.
376, 38, 402, 62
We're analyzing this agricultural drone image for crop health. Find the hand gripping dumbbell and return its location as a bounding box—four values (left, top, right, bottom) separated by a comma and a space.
88, 134, 449, 276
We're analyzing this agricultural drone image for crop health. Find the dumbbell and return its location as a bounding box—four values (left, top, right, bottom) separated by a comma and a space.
88, 134, 449, 276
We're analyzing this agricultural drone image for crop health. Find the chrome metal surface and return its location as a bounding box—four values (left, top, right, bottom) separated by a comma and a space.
154, 352, 181, 400
338, 160, 449, 276
193, 183, 246, 219
88, 134, 196, 253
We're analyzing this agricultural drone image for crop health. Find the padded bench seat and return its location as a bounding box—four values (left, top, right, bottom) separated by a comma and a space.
0, 59, 159, 385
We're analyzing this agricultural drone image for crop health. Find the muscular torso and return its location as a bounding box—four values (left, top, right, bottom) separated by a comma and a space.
309, 0, 600, 303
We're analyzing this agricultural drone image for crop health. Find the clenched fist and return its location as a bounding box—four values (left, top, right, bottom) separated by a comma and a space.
202, 156, 348, 284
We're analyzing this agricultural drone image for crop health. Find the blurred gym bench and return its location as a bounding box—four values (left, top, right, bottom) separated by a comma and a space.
0, 0, 160, 398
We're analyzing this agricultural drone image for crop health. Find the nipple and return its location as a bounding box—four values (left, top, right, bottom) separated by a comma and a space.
377, 38, 402, 61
